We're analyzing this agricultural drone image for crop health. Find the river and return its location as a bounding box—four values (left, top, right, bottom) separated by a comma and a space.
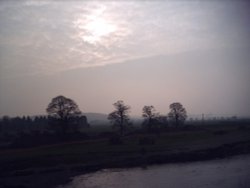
58, 155, 250, 188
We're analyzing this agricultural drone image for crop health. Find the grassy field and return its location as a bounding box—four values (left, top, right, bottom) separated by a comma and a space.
1, 123, 250, 188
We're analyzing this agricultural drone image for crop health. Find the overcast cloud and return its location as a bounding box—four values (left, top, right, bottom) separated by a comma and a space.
0, 1, 249, 117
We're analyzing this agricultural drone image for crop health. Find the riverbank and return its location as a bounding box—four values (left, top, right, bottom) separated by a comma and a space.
1, 124, 250, 188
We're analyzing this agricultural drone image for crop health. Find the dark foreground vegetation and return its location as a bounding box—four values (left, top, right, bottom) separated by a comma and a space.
1, 121, 250, 188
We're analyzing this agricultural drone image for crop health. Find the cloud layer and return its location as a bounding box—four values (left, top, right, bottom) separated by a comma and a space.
0, 0, 249, 77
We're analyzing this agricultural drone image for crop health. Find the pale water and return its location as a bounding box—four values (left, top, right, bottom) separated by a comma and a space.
58, 155, 250, 188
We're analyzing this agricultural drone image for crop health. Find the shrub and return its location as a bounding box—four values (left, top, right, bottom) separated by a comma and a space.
109, 134, 123, 145
139, 136, 155, 145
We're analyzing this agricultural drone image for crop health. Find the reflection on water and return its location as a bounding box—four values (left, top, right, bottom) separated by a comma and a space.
58, 155, 250, 188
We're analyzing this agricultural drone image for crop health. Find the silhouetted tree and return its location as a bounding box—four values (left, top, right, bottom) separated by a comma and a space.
46, 95, 82, 136
168, 102, 187, 126
33, 116, 48, 132
142, 105, 159, 132
2, 116, 10, 126
108, 100, 131, 136
0, 119, 2, 134
1, 116, 10, 133
155, 115, 168, 128
68, 115, 89, 132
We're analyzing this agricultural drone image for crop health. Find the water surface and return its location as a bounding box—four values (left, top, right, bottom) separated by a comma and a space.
59, 155, 250, 188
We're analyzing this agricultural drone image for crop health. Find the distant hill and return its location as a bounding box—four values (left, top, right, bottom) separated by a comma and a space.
29, 113, 146, 126
83, 113, 145, 126
83, 113, 109, 126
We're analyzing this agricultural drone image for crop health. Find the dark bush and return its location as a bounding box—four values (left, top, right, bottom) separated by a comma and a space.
213, 130, 227, 135
238, 125, 248, 131
139, 136, 155, 145
109, 134, 123, 145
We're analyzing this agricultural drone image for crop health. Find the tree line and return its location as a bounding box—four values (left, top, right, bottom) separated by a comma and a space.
46, 96, 187, 136
108, 100, 187, 136
1, 95, 248, 148
0, 95, 187, 138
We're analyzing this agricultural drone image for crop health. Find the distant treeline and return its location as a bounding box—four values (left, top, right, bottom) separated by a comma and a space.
0, 95, 250, 149
0, 114, 247, 135
0, 115, 89, 134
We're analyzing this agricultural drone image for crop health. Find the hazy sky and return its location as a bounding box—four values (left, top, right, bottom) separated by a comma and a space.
0, 0, 249, 117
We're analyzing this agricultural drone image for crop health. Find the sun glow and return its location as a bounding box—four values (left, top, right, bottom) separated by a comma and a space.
83, 18, 117, 44
74, 5, 117, 45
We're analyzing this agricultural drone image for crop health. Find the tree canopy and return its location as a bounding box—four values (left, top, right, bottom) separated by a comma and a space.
108, 100, 131, 136
46, 95, 82, 135
168, 102, 187, 126
46, 95, 81, 119
142, 105, 159, 131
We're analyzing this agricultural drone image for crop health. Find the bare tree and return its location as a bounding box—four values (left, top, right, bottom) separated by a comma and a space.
168, 102, 187, 126
108, 100, 131, 136
142, 105, 159, 132
46, 95, 82, 135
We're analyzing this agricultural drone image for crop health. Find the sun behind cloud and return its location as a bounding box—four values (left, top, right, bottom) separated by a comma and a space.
83, 17, 117, 44
74, 5, 117, 45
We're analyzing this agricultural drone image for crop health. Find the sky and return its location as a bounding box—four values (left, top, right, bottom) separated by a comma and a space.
0, 0, 249, 118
